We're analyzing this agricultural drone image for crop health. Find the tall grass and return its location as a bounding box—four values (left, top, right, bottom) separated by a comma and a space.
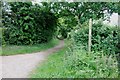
64, 46, 118, 78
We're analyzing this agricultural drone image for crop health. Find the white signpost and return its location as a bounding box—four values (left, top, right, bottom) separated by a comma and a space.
88, 18, 92, 53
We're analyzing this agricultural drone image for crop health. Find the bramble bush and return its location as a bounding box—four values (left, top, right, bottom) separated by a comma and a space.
2, 2, 57, 45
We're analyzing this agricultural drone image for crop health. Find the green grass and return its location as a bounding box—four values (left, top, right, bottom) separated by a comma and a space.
30, 46, 67, 78
30, 41, 118, 78
1, 39, 59, 56
64, 49, 118, 78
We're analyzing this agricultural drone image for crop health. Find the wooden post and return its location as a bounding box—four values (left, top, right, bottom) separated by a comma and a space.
88, 18, 92, 53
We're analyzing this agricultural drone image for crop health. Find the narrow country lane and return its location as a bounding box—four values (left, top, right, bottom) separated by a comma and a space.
0, 40, 64, 78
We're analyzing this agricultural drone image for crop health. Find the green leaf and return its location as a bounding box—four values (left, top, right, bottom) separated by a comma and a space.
25, 25, 28, 30
24, 16, 29, 20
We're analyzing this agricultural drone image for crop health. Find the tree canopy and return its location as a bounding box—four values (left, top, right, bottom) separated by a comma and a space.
41, 2, 118, 38
1, 1, 119, 44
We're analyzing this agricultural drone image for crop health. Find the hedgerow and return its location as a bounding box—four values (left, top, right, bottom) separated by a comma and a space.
73, 22, 118, 54
2, 2, 57, 45
63, 46, 118, 78
62, 22, 118, 78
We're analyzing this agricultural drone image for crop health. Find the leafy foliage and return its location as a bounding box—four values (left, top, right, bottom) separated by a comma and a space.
50, 2, 117, 24
73, 21, 118, 54
30, 41, 118, 78
56, 17, 77, 39
48, 2, 118, 39
64, 46, 118, 78
2, 2, 57, 45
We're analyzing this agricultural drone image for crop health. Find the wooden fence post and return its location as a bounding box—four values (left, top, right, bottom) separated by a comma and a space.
88, 18, 92, 53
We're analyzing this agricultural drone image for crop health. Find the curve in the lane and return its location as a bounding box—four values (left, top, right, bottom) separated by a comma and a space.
1, 40, 64, 78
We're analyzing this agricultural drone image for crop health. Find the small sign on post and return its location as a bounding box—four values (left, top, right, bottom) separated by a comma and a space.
88, 18, 92, 53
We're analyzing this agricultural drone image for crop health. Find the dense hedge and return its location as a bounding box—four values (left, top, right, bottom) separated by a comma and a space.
62, 22, 119, 77
64, 47, 118, 78
3, 2, 57, 45
73, 22, 118, 54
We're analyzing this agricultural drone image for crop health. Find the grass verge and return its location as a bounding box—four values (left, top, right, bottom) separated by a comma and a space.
30, 46, 67, 78
30, 40, 118, 78
1, 39, 59, 56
